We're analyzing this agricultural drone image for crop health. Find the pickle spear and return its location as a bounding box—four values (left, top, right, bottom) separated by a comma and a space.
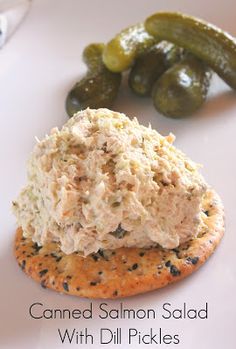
145, 12, 236, 89
66, 43, 121, 117
152, 54, 212, 118
103, 23, 156, 72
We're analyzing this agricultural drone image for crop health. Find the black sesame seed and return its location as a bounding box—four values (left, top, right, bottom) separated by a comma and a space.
191, 257, 199, 265
113, 290, 118, 296
76, 287, 80, 291
66, 275, 72, 279
32, 242, 42, 253
111, 251, 116, 255
63, 282, 69, 292
21, 260, 26, 270
170, 265, 181, 277
139, 252, 145, 257
91, 254, 99, 262
186, 256, 199, 265
165, 260, 171, 268
56, 256, 62, 262
26, 254, 31, 258
98, 271, 103, 275
39, 269, 48, 277
90, 281, 97, 286
204, 210, 209, 216
132, 263, 138, 270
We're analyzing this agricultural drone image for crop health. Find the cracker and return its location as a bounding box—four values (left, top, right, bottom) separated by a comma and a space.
14, 189, 224, 298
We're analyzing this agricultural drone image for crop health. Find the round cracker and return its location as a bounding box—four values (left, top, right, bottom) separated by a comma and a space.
14, 189, 224, 298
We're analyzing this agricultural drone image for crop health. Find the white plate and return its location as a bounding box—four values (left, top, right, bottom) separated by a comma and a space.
0, 0, 236, 348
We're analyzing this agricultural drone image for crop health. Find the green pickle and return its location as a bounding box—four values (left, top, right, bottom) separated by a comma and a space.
66, 43, 121, 117
102, 23, 156, 72
145, 12, 236, 89
152, 55, 212, 118
82, 43, 105, 70
129, 41, 183, 96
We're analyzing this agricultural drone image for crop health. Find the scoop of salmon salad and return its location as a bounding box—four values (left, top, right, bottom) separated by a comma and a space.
13, 108, 207, 256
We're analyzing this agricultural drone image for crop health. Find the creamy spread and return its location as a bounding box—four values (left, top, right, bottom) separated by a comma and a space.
13, 108, 207, 256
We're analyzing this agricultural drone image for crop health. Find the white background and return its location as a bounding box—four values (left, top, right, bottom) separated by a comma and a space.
0, 0, 236, 348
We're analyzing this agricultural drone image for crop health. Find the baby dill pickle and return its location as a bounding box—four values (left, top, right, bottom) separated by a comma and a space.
66, 43, 121, 117
145, 12, 236, 89
129, 41, 183, 96
102, 23, 156, 72
152, 55, 212, 118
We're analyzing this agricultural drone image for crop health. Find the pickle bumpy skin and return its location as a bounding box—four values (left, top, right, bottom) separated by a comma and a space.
145, 12, 236, 89
102, 23, 156, 73
66, 43, 121, 117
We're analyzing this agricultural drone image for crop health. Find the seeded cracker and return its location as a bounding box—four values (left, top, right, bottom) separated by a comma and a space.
14, 189, 224, 298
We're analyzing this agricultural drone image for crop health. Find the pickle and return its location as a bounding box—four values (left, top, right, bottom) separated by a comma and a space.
82, 43, 105, 71
128, 41, 183, 96
102, 23, 156, 72
152, 55, 212, 118
145, 12, 236, 89
66, 43, 121, 117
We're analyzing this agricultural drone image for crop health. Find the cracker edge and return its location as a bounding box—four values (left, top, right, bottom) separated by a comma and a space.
14, 189, 225, 299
